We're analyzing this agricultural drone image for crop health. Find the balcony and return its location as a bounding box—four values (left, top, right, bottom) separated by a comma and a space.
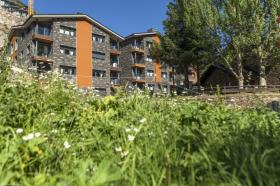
32, 34, 53, 44
132, 59, 145, 68
110, 45, 121, 55
111, 78, 121, 86
32, 25, 53, 44
110, 62, 122, 72
132, 75, 145, 84
131, 45, 145, 53
32, 42, 53, 62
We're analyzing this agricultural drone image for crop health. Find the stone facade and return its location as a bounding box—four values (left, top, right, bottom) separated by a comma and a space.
9, 15, 123, 95
119, 33, 171, 93
92, 26, 111, 93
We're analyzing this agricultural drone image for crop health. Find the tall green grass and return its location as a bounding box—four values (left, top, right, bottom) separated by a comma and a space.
0, 51, 280, 185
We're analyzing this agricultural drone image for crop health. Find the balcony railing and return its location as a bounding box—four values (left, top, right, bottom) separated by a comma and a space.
111, 62, 119, 67
111, 45, 119, 50
110, 45, 121, 55
132, 75, 145, 83
111, 78, 121, 86
131, 44, 144, 53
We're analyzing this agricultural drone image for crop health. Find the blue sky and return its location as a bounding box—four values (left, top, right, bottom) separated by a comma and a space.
21, 0, 171, 36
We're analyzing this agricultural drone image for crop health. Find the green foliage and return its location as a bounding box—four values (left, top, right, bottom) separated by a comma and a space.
151, 0, 220, 85
1, 56, 280, 185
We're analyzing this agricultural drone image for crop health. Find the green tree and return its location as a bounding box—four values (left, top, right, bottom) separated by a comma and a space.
152, 0, 220, 87
215, 0, 255, 88
245, 0, 280, 86
216, 0, 280, 87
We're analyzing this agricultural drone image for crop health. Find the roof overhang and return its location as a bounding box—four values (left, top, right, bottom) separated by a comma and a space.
125, 32, 160, 40
8, 14, 124, 41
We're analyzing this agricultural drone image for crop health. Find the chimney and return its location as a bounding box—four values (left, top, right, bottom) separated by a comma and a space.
147, 28, 157, 33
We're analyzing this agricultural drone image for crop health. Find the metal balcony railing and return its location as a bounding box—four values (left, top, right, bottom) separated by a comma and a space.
111, 62, 119, 67
132, 59, 145, 65
132, 75, 145, 81
111, 78, 121, 85
131, 44, 144, 51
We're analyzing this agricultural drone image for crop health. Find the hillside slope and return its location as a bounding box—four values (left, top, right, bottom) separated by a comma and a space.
0, 0, 28, 48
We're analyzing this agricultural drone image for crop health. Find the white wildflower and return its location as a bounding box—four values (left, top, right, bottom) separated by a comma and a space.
16, 128, 23, 134
121, 151, 129, 158
125, 128, 132, 132
64, 141, 71, 149
115, 147, 122, 152
23, 133, 34, 141
140, 118, 146, 123
128, 135, 135, 142
133, 127, 140, 133
50, 113, 55, 116
51, 129, 58, 133
35, 132, 41, 138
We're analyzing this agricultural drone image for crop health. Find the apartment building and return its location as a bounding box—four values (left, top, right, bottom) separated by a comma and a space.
119, 29, 173, 93
8, 14, 124, 95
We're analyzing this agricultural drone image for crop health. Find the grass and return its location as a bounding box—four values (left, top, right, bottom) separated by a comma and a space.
1, 51, 280, 185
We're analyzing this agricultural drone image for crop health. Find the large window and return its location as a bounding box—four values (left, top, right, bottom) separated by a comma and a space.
59, 26, 76, 36
60, 66, 76, 75
148, 84, 155, 91
133, 68, 144, 77
146, 41, 153, 49
147, 70, 154, 77
161, 72, 168, 79
146, 55, 153, 62
93, 34, 105, 44
60, 45, 76, 56
38, 25, 51, 36
161, 85, 168, 93
93, 69, 106, 77
93, 51, 106, 60
37, 42, 52, 57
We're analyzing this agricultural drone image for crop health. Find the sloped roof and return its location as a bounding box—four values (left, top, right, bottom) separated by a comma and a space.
9, 14, 124, 40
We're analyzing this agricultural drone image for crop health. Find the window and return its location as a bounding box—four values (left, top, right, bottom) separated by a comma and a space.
37, 42, 52, 57
38, 25, 51, 36
59, 26, 76, 36
147, 70, 154, 77
161, 72, 168, 79
93, 34, 105, 44
148, 84, 155, 91
60, 65, 76, 75
93, 70, 106, 77
21, 32, 25, 40
60, 45, 76, 56
27, 44, 31, 55
110, 40, 118, 49
146, 41, 153, 49
146, 55, 153, 62
162, 85, 168, 93
93, 51, 106, 60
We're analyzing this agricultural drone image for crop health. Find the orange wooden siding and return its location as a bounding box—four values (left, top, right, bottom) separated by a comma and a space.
153, 35, 161, 83
76, 20, 93, 88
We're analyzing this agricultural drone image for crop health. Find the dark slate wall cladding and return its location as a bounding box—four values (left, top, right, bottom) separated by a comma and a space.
52, 20, 76, 69
92, 26, 111, 93
119, 36, 171, 93
120, 39, 133, 85
16, 24, 34, 68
